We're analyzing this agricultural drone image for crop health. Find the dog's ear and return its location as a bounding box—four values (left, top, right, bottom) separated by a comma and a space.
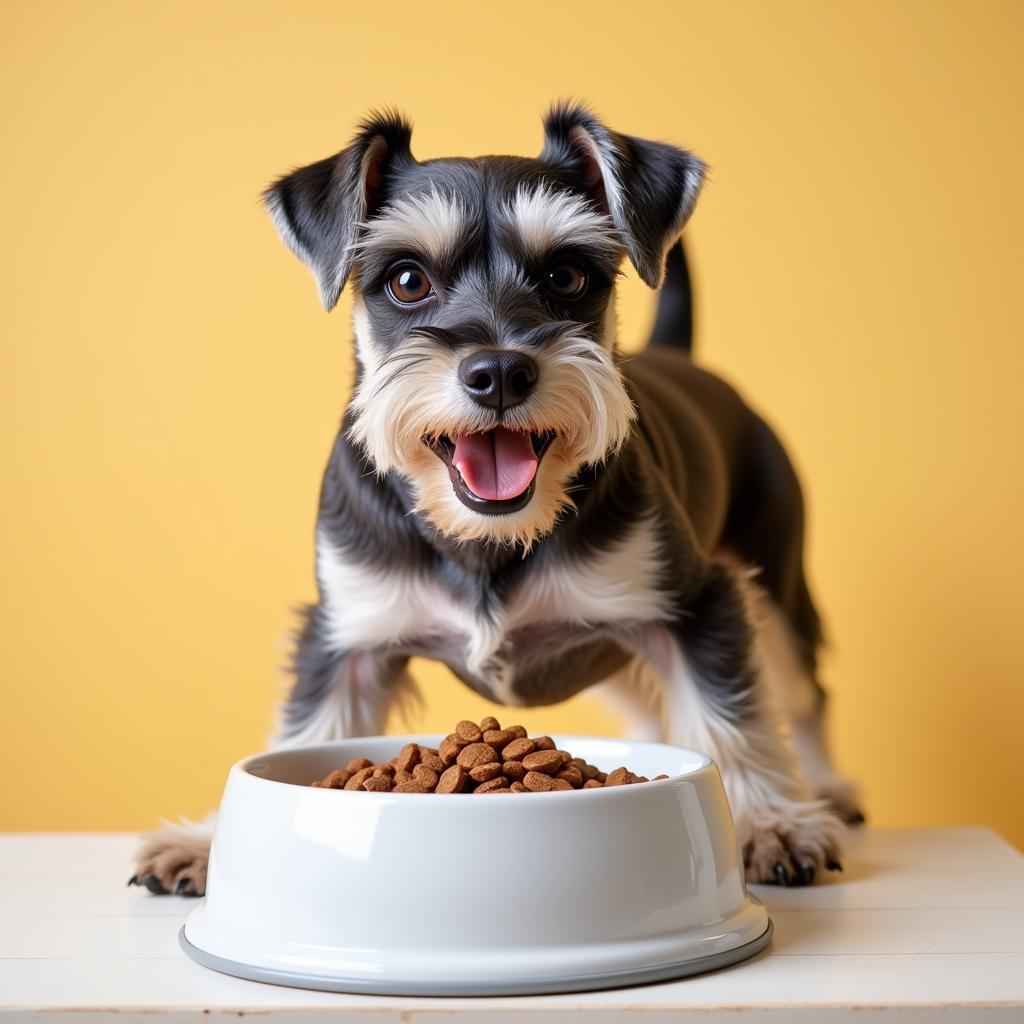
263, 111, 415, 310
540, 104, 705, 288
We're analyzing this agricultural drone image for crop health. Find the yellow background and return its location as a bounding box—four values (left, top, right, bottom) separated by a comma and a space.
2, 1, 1022, 847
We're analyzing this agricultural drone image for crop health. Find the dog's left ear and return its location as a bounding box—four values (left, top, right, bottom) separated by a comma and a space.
540, 104, 705, 288
263, 111, 415, 310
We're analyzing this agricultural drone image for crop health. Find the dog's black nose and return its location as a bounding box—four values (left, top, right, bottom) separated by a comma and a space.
458, 349, 537, 413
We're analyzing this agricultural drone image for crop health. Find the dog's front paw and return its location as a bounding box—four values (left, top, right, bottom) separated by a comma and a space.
737, 802, 845, 886
129, 820, 213, 896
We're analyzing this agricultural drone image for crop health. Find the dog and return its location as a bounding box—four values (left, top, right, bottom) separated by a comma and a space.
130, 104, 860, 897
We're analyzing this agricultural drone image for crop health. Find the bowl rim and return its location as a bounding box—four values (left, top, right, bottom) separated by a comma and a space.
236, 733, 716, 801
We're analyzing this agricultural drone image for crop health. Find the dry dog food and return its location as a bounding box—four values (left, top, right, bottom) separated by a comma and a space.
310, 718, 669, 794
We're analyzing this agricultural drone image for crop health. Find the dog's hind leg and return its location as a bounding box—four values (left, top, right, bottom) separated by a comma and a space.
646, 563, 845, 885
720, 412, 863, 823
130, 608, 416, 895
751, 585, 864, 824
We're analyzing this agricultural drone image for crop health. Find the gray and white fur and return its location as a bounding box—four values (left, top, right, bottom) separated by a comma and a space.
131, 104, 859, 897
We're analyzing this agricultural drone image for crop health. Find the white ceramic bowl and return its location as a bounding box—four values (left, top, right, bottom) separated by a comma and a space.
181, 735, 771, 995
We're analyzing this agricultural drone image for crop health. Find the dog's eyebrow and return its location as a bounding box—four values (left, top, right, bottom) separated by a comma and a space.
500, 184, 621, 262
351, 186, 473, 268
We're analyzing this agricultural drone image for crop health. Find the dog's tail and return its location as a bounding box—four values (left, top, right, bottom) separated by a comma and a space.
647, 238, 693, 354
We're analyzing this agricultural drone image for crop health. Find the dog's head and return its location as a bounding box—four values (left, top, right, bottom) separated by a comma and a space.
265, 105, 703, 549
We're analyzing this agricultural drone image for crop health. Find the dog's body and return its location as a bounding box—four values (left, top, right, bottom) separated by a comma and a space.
131, 106, 858, 897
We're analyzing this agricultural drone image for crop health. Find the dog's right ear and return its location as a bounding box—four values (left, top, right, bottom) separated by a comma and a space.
263, 112, 414, 311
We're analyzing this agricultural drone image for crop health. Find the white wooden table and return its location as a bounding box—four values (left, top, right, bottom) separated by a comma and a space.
1, 827, 1021, 1022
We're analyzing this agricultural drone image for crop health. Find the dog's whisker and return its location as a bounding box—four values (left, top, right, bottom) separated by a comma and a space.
370, 356, 431, 399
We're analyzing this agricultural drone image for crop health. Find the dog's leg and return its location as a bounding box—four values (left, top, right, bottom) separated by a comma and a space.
752, 588, 864, 823
129, 815, 215, 896
649, 564, 845, 885
593, 656, 666, 742
130, 611, 416, 895
272, 606, 418, 747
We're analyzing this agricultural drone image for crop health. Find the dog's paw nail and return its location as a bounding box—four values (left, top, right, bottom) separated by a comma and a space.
140, 873, 167, 895
127, 874, 139, 887
826, 859, 843, 872
798, 864, 816, 885
772, 862, 790, 886
848, 811, 866, 825
173, 876, 192, 895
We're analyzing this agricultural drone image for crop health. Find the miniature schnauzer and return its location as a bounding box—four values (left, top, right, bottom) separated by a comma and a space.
131, 104, 860, 897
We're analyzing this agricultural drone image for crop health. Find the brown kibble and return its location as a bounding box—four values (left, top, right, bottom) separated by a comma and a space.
392, 743, 421, 773
501, 737, 536, 761
344, 766, 375, 790
438, 737, 462, 766
394, 780, 429, 793
522, 750, 563, 775
312, 725, 661, 796
436, 764, 468, 794
483, 729, 516, 749
455, 719, 483, 743
524, 770, 557, 792
321, 769, 352, 789
457, 742, 500, 770
474, 777, 510, 794
469, 762, 503, 783
412, 764, 439, 790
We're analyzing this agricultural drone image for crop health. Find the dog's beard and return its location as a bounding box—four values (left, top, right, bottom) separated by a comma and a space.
348, 300, 636, 550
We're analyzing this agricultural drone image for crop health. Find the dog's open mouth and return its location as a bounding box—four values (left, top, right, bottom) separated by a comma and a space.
426, 428, 556, 515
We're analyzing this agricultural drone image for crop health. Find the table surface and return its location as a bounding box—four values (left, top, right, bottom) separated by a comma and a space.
0, 827, 1021, 1022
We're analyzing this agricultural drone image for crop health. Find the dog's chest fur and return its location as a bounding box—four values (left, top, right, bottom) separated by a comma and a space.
316, 516, 670, 705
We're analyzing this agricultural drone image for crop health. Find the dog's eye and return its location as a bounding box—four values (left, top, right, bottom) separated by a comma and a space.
387, 264, 433, 305
545, 262, 587, 300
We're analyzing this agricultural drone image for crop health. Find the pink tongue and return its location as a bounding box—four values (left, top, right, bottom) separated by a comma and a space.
453, 427, 538, 502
